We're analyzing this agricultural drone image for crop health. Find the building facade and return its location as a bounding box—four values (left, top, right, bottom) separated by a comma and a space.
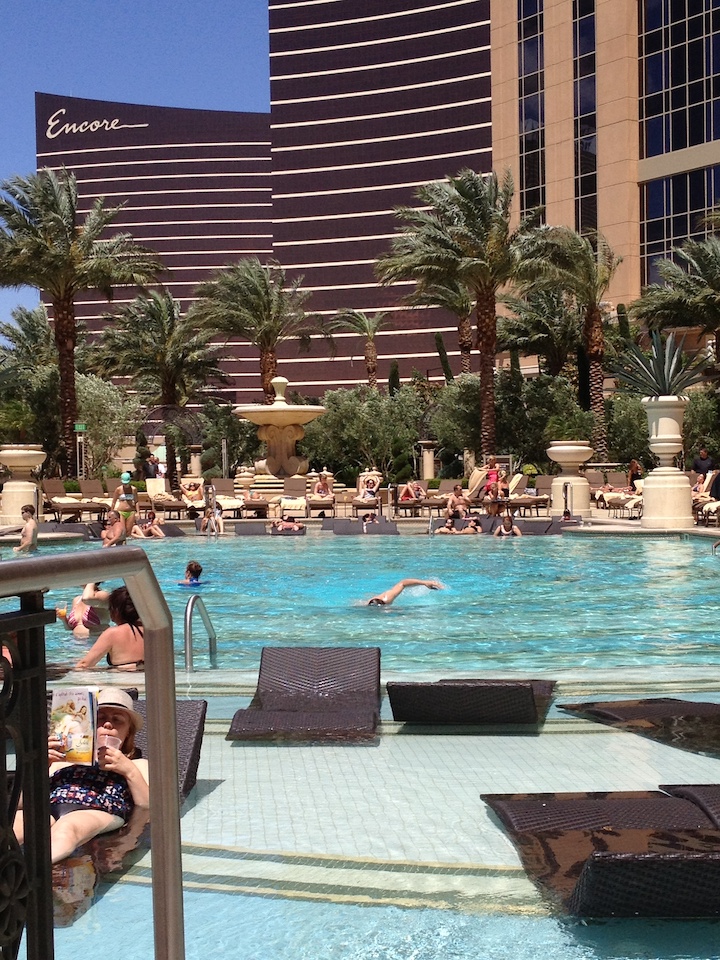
491, 0, 720, 309
35, 92, 272, 404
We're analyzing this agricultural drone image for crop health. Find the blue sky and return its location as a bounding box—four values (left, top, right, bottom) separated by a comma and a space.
0, 0, 270, 321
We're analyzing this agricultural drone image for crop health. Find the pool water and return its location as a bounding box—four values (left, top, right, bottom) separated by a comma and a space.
53, 883, 720, 960
34, 534, 720, 674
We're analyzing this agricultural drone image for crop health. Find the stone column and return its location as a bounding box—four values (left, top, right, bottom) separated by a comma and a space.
641, 396, 693, 529
546, 441, 594, 518
0, 445, 47, 525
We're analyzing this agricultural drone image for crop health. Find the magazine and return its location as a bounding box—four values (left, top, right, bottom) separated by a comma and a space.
49, 688, 98, 764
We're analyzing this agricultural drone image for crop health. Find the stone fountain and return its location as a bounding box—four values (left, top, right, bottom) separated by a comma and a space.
233, 377, 326, 477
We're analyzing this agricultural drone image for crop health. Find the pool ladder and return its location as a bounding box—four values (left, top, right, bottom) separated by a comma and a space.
184, 594, 218, 670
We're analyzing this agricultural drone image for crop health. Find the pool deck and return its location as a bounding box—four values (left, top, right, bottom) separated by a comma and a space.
74, 666, 720, 916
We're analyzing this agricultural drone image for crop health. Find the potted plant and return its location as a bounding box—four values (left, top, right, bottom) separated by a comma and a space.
613, 331, 712, 527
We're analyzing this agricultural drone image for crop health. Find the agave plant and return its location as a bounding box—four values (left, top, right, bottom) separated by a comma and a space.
612, 330, 711, 396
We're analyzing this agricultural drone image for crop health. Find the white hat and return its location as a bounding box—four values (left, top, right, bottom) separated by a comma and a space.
96, 688, 143, 732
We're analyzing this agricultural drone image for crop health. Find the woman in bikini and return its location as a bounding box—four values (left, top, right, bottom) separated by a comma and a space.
15, 688, 149, 864
57, 582, 111, 641
73, 587, 144, 671
110, 473, 138, 537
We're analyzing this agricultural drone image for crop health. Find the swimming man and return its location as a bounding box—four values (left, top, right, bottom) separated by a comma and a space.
367, 578, 443, 606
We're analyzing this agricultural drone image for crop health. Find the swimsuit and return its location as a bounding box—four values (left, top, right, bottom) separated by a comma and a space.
66, 605, 102, 631
106, 654, 145, 669
49, 764, 134, 823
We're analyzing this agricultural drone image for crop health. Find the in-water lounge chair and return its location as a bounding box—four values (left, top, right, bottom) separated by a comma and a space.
227, 646, 381, 741
134, 698, 208, 800
560, 697, 720, 760
386, 678, 556, 725
481, 787, 720, 917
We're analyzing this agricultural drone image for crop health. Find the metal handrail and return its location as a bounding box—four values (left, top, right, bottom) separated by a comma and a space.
183, 595, 217, 671
0, 547, 185, 960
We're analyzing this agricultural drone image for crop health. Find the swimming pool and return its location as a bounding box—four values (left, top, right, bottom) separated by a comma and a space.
34, 533, 720, 674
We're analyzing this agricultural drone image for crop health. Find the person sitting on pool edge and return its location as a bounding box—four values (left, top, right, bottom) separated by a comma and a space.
367, 579, 443, 606
494, 515, 522, 538
178, 561, 203, 585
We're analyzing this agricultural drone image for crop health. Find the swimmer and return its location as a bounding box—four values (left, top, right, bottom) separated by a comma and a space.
366, 579, 443, 606
13, 504, 38, 553
494, 515, 522, 537
178, 561, 203, 585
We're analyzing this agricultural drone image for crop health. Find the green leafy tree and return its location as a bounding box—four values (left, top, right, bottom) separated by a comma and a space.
198, 401, 262, 478
76, 374, 140, 478
515, 228, 620, 459
498, 290, 582, 377
430, 374, 484, 458
328, 309, 389, 387
377, 168, 541, 456
407, 279, 474, 373
0, 169, 163, 473
89, 290, 226, 488
630, 237, 720, 364
682, 390, 720, 464
0, 304, 62, 466
191, 258, 317, 402
606, 394, 651, 465
300, 385, 428, 481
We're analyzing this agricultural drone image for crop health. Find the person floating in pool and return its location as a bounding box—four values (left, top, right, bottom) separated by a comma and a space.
367, 579, 443, 606
178, 561, 203, 585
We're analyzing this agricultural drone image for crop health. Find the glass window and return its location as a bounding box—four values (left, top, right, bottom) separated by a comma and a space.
645, 116, 665, 156
577, 15, 595, 56
577, 0, 594, 18
670, 86, 687, 109
523, 37, 540, 74
687, 39, 704, 81
672, 110, 688, 149
644, 0, 664, 32
644, 28, 664, 55
670, 45, 687, 85
522, 72, 540, 96
689, 168, 705, 209
646, 180, 666, 219
646, 92, 665, 115
577, 76, 596, 115
688, 0, 703, 16
670, 0, 687, 21
521, 0, 539, 16
523, 14, 540, 37
670, 20, 687, 44
687, 13, 704, 39
645, 53, 664, 94
578, 52, 596, 76
689, 103, 705, 144
671, 174, 688, 210
646, 219, 665, 242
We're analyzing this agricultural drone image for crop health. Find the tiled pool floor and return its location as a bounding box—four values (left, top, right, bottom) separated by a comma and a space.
107, 672, 720, 916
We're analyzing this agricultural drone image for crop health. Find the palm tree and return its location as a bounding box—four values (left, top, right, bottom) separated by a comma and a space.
328, 310, 388, 387
515, 228, 620, 458
630, 237, 720, 365
498, 290, 582, 377
0, 168, 163, 474
406, 280, 474, 374
377, 169, 541, 455
89, 290, 226, 489
190, 258, 316, 402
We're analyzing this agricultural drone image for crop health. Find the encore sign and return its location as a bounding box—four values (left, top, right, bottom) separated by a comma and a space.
45, 108, 149, 139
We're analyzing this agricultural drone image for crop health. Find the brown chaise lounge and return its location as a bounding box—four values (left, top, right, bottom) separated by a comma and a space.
227, 646, 381, 741
386, 678, 556, 725
481, 787, 720, 917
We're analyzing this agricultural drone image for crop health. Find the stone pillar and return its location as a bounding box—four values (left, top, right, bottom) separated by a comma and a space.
188, 445, 203, 478
641, 396, 693, 529
418, 441, 437, 481
546, 441, 594, 518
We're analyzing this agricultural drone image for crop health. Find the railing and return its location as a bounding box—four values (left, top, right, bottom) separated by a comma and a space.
0, 548, 185, 960
183, 595, 217, 671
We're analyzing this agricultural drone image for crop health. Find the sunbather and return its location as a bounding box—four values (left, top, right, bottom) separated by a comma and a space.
367, 578, 443, 606
15, 688, 149, 864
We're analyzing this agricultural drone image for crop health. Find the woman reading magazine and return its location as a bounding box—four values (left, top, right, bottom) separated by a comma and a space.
14, 689, 149, 863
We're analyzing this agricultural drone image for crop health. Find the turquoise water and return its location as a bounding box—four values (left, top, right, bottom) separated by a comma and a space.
52, 883, 720, 960
32, 533, 720, 673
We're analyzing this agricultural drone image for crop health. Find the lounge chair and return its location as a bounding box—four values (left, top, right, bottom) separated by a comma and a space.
306, 477, 336, 518
208, 478, 245, 519
351, 471, 383, 517
42, 481, 106, 522
78, 480, 113, 507
145, 478, 187, 519
481, 787, 720, 917
420, 479, 456, 516
279, 476, 308, 519
227, 646, 381, 741
560, 697, 720, 759
134, 698, 207, 800
386, 678, 556, 725
234, 521, 269, 535
394, 481, 427, 517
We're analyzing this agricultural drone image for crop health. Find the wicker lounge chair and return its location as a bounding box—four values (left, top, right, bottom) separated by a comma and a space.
386, 678, 556, 725
134, 698, 207, 800
210, 479, 245, 518
307, 477, 336, 518
145, 478, 188, 519
42, 480, 107, 522
481, 788, 720, 917
560, 697, 720, 759
227, 646, 381, 741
